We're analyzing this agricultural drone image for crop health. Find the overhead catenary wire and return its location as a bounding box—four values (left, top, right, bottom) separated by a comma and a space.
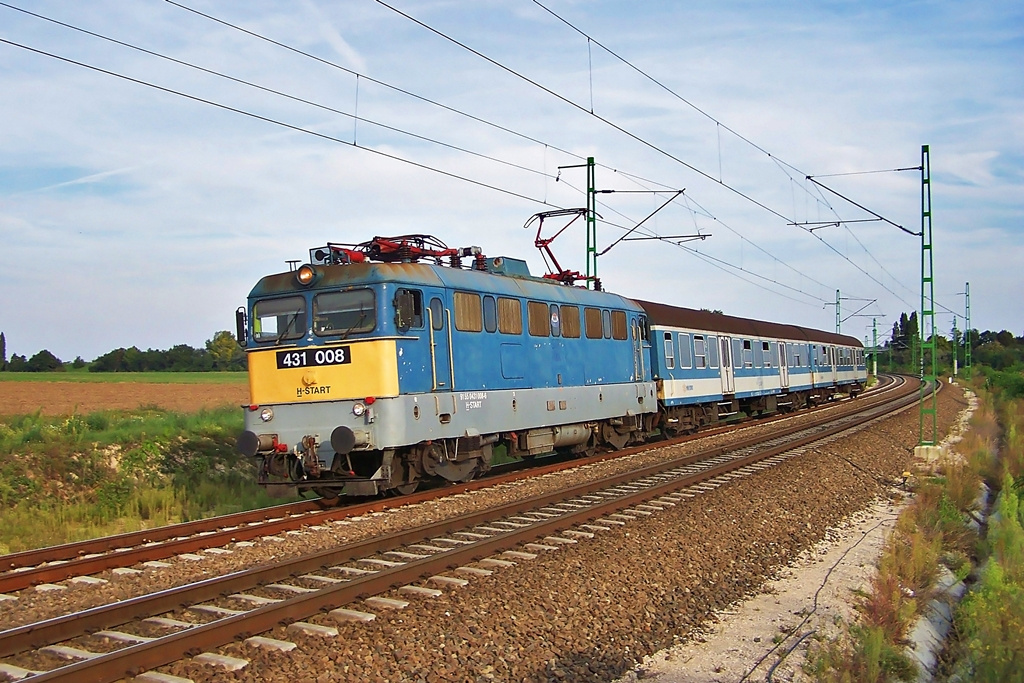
4, 3, 912, 317
0, 1, 553, 182
373, 0, 797, 226
376, 0, 949, 318
0, 36, 560, 209
158, 0, 846, 306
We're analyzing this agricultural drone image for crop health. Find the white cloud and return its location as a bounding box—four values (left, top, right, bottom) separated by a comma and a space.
0, 0, 1021, 361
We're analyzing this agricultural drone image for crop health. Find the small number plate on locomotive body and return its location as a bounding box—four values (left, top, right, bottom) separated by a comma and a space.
276, 346, 351, 369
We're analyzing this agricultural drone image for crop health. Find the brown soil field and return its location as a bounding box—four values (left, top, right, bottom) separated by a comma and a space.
0, 382, 249, 416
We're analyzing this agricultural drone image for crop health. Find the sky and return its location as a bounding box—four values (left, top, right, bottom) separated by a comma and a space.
0, 0, 1021, 362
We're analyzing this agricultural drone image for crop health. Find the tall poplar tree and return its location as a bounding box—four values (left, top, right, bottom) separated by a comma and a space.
0, 331, 6, 370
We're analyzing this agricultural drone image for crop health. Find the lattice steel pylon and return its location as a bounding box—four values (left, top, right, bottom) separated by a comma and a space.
964, 281, 972, 376
919, 145, 938, 446
585, 157, 597, 289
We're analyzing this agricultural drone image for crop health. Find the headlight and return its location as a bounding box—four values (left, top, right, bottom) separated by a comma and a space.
352, 402, 366, 417
260, 408, 274, 422
296, 264, 318, 286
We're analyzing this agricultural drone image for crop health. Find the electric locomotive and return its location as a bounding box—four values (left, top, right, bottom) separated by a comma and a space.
235, 235, 657, 498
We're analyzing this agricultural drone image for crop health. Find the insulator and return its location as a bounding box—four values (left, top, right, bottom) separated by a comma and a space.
449, 255, 462, 269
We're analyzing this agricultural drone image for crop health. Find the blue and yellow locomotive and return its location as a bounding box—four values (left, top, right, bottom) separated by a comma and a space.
236, 235, 865, 498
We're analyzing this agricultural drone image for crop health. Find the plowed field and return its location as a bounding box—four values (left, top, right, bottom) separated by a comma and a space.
0, 381, 249, 415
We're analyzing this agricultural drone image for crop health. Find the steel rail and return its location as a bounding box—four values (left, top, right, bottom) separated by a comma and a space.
0, 500, 326, 571
0, 375, 899, 594
0, 375, 920, 680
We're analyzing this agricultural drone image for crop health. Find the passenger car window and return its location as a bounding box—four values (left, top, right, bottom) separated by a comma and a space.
678, 333, 692, 368
694, 334, 707, 369
664, 332, 675, 369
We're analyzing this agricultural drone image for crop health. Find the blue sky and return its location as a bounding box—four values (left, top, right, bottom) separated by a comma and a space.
0, 0, 1021, 361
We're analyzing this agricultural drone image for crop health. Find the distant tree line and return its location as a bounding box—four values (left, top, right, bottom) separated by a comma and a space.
0, 331, 245, 372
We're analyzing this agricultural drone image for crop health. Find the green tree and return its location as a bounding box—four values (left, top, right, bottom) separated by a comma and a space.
0, 331, 5, 371
71, 356, 86, 369
206, 330, 245, 370
25, 349, 64, 372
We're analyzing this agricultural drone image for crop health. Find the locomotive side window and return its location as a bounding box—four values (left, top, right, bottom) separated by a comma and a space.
584, 307, 603, 339
497, 297, 522, 334
253, 296, 306, 343
693, 334, 707, 369
393, 288, 423, 330
429, 298, 443, 331
678, 333, 692, 368
549, 304, 561, 337
663, 332, 675, 369
560, 305, 581, 338
527, 301, 550, 336
707, 335, 719, 368
602, 310, 612, 339
454, 292, 482, 332
611, 311, 627, 340
483, 296, 497, 333
313, 289, 375, 337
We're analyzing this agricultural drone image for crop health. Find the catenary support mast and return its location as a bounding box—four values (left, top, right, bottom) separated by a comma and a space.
919, 145, 938, 446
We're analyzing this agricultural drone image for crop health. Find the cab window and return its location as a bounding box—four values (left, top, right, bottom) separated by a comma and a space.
313, 289, 375, 336
253, 296, 306, 343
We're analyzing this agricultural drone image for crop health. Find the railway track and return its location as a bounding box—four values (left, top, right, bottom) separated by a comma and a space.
0, 375, 900, 596
0, 374, 922, 682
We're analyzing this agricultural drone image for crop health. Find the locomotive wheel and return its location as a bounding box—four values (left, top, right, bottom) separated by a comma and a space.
421, 443, 479, 482
392, 482, 420, 495
601, 422, 630, 451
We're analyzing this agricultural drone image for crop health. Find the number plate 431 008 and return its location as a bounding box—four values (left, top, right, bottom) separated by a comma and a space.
276, 346, 351, 369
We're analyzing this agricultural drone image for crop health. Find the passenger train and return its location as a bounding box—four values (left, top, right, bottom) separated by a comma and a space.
235, 235, 866, 498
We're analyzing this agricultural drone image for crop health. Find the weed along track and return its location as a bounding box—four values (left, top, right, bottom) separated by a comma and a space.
0, 377, 926, 682
0, 377, 900, 595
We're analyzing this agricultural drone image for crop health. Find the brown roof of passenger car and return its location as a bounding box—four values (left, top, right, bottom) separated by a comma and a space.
634, 300, 863, 348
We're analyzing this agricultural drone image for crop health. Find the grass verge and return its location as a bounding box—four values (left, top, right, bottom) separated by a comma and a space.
0, 404, 295, 554
804, 384, 986, 682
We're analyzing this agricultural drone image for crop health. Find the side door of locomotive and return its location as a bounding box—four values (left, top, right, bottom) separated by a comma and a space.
631, 314, 649, 381
719, 335, 736, 394
426, 295, 453, 390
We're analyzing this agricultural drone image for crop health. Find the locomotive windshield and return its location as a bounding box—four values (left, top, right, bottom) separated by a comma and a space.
252, 296, 306, 343
314, 289, 376, 336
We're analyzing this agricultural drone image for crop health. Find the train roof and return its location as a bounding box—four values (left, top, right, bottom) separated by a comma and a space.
249, 261, 643, 312
635, 299, 863, 348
